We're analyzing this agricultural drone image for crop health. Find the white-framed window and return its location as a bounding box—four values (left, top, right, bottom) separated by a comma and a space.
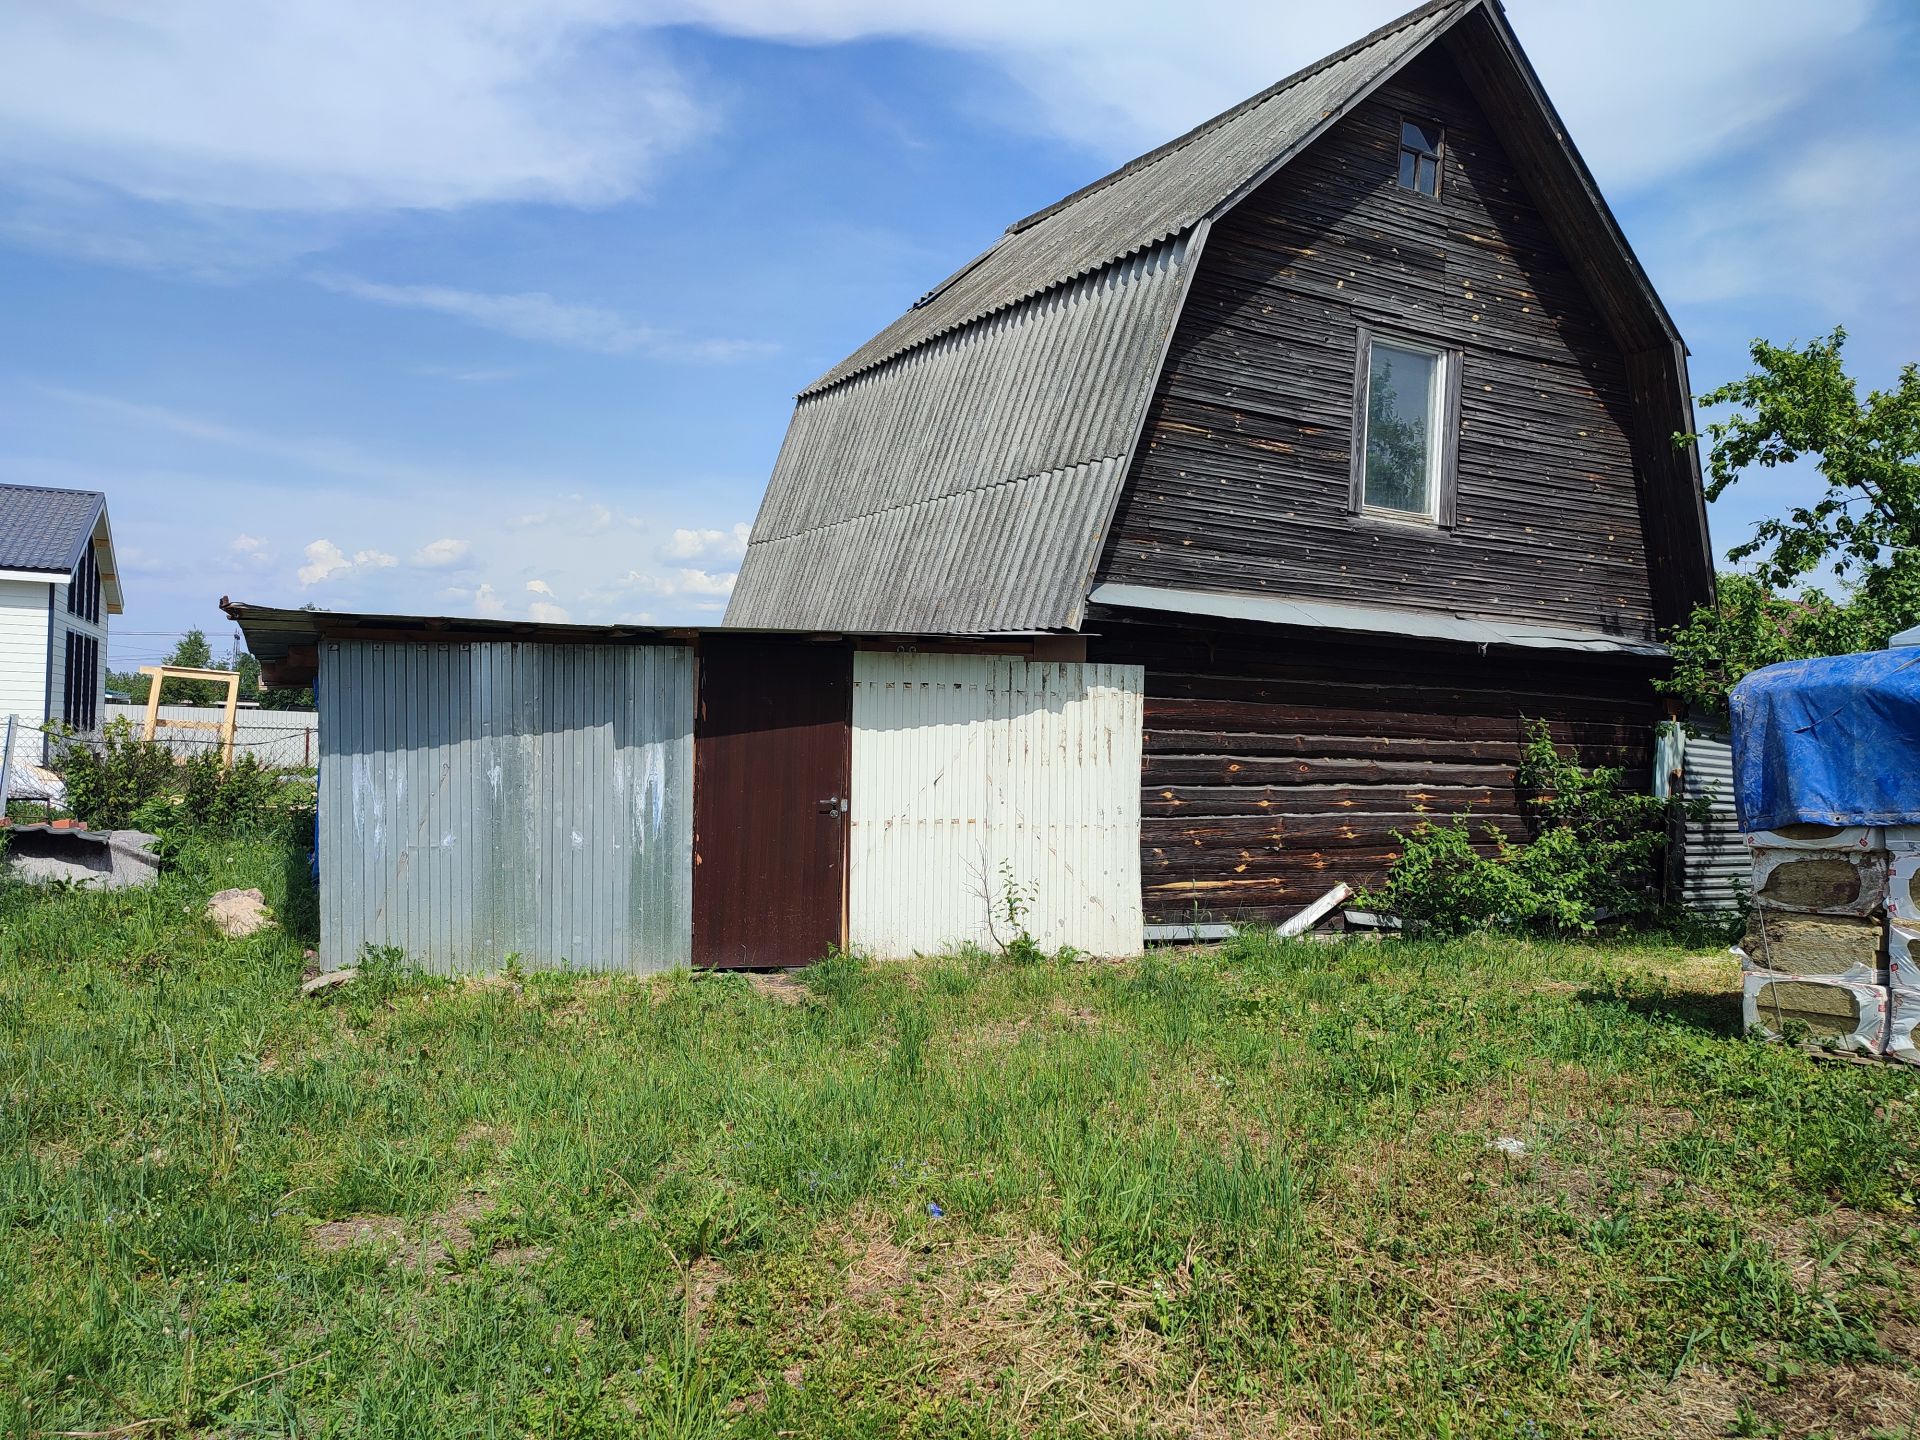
1349, 326, 1461, 527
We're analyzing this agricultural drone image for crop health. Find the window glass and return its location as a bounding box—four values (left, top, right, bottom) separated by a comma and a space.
1397, 117, 1442, 196
1364, 342, 1439, 515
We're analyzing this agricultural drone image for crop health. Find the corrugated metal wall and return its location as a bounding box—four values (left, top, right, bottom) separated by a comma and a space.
849, 653, 1144, 957
1675, 730, 1745, 915
318, 640, 693, 973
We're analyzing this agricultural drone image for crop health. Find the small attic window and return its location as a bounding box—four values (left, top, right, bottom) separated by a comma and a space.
1397, 118, 1442, 197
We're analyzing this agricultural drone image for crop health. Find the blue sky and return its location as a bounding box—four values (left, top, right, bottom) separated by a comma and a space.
0, 0, 1913, 669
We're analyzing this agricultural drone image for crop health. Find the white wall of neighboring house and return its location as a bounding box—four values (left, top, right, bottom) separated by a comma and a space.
0, 577, 53, 763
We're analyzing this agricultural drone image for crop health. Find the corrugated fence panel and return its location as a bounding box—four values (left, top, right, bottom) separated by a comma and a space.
1677, 731, 1745, 915
107, 703, 320, 767
850, 653, 1143, 957
319, 639, 693, 974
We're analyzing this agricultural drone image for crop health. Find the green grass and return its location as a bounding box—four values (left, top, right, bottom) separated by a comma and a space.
3, 828, 1919, 1438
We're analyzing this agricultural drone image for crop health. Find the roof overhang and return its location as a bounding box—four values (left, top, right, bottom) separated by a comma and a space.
1088, 582, 1669, 658
219, 598, 1060, 689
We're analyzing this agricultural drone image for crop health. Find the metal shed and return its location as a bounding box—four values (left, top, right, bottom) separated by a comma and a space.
225, 602, 1146, 973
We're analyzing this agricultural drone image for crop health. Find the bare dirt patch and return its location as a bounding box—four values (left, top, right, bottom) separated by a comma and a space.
308, 1215, 407, 1253
746, 971, 810, 1006
792, 1211, 1218, 1435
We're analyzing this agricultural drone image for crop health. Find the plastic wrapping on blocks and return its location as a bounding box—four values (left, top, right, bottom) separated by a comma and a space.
1742, 971, 1888, 1055
1883, 825, 1920, 852
1888, 924, 1920, 1067
1744, 824, 1880, 852
1889, 850, 1919, 923
1749, 846, 1887, 916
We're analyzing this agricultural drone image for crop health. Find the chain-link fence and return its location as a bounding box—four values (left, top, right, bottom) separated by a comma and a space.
103, 704, 319, 768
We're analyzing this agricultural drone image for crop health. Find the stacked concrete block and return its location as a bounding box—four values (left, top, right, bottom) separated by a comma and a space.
1740, 824, 1890, 1055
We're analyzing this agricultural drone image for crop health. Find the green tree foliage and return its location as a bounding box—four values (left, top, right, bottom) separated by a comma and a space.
1661, 329, 1920, 714
1361, 721, 1697, 938
1664, 572, 1904, 718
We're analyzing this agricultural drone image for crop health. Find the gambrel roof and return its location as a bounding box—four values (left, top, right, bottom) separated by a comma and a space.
727, 0, 1710, 635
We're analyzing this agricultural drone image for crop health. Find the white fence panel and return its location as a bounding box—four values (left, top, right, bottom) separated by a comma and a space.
850, 653, 1143, 957
105, 703, 320, 768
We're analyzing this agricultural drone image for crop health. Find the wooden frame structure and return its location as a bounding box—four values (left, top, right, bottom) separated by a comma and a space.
139, 665, 241, 768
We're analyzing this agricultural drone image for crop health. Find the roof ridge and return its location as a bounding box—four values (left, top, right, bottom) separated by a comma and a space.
1002, 0, 1470, 238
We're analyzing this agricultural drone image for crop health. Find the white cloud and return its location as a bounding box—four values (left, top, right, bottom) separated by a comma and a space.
622, 566, 737, 598
667, 522, 751, 560
410, 537, 470, 568
528, 600, 573, 623
651, 0, 1872, 193
526, 578, 557, 597
297, 538, 395, 585
473, 582, 506, 618
311, 272, 770, 361
0, 3, 706, 214
230, 533, 268, 554
297, 539, 350, 586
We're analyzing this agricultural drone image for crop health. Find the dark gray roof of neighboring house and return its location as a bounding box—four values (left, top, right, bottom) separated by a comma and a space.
0, 483, 106, 573
728, 0, 1701, 635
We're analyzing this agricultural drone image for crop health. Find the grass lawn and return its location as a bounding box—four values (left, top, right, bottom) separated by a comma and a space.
3, 828, 1919, 1439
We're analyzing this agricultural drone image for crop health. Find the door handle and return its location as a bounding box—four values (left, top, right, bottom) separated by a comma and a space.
818, 796, 847, 815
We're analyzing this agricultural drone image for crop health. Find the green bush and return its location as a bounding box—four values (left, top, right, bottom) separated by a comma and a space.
49, 719, 178, 829
1360, 719, 1696, 938
179, 750, 282, 832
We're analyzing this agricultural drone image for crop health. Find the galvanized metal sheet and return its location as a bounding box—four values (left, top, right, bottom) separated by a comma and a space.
1088, 582, 1672, 657
849, 652, 1143, 957
729, 237, 1192, 634
318, 639, 693, 974
1676, 732, 1744, 915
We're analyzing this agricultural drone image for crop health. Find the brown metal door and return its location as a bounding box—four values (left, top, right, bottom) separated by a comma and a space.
692, 637, 851, 968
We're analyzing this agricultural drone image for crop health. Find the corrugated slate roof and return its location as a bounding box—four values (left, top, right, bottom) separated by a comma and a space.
0, 483, 104, 573
730, 237, 1192, 632
802, 0, 1465, 396
731, 2, 1474, 634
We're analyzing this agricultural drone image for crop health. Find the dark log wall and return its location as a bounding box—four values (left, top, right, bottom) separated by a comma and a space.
1098, 48, 1660, 640
1088, 612, 1661, 926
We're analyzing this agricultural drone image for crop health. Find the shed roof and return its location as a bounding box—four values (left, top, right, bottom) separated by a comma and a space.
728, 0, 1707, 636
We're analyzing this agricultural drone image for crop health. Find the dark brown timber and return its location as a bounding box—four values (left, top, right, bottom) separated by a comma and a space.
1097, 48, 1668, 639
692, 637, 852, 968
1090, 612, 1660, 926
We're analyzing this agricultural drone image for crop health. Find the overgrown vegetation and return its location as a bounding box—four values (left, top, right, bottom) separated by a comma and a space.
1661, 328, 1920, 715
1361, 720, 1701, 939
50, 718, 304, 834
4, 824, 1917, 1438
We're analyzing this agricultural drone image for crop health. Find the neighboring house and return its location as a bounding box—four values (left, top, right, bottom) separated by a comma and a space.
0, 484, 122, 763
729, 0, 1713, 927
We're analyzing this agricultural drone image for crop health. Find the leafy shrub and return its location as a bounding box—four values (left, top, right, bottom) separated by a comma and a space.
179, 751, 281, 832
1360, 719, 1698, 938
51, 719, 178, 829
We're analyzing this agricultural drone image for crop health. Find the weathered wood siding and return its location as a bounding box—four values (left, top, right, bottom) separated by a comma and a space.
1098, 48, 1660, 640
1089, 613, 1661, 925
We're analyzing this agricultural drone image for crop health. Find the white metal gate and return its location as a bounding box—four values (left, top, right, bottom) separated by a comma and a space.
850, 653, 1144, 957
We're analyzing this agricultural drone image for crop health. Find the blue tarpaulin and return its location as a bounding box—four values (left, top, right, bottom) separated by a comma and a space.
1730, 648, 1920, 832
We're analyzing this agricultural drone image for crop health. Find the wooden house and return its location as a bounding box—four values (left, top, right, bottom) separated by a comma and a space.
727, 0, 1713, 930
